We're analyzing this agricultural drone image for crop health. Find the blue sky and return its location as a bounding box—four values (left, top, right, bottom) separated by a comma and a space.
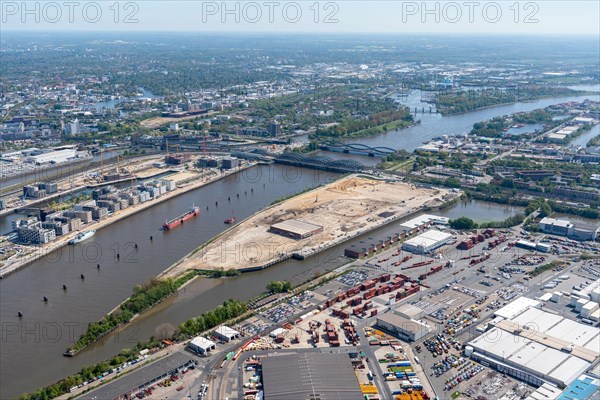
1, 1, 599, 34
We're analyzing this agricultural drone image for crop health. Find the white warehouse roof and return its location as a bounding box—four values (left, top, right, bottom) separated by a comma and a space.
525, 382, 562, 400
469, 327, 591, 387
402, 229, 452, 252
216, 325, 239, 338
494, 297, 541, 320
189, 336, 216, 351
400, 214, 440, 230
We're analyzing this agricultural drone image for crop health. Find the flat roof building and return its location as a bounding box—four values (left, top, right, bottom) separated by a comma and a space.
525, 383, 562, 400
469, 296, 600, 388
399, 213, 446, 234
402, 229, 453, 254
494, 297, 541, 320
376, 312, 432, 342
539, 217, 599, 241
269, 219, 324, 240
557, 374, 600, 400
261, 352, 363, 400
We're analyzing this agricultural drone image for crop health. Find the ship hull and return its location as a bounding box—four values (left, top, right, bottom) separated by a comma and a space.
68, 230, 96, 245
162, 208, 200, 231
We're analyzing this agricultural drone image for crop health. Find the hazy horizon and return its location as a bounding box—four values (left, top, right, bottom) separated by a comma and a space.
1, 1, 598, 35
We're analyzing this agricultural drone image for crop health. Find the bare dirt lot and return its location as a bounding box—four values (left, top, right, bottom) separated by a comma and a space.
140, 115, 210, 129
167, 175, 452, 275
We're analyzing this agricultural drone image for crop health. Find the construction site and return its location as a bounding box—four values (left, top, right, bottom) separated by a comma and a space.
167, 176, 454, 275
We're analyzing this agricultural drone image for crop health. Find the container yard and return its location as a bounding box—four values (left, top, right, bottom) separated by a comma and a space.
166, 175, 453, 275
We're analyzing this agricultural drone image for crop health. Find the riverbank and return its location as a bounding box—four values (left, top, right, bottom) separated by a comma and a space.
0, 169, 168, 219
0, 164, 255, 278
436, 90, 594, 116
30, 262, 353, 400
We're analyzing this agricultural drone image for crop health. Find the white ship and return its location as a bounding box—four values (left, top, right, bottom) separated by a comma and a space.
68, 230, 96, 245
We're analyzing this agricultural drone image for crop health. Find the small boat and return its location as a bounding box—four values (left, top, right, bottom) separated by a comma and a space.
43, 296, 48, 302
17, 312, 23, 318
224, 210, 236, 224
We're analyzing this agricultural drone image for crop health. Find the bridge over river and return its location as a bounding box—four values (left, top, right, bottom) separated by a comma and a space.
319, 142, 397, 158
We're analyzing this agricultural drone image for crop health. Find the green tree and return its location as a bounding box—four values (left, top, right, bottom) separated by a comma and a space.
267, 280, 292, 293
449, 217, 478, 230
539, 202, 552, 218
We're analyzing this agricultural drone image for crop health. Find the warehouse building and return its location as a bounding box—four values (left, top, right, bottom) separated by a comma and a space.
376, 312, 432, 342
539, 217, 599, 241
261, 352, 363, 400
468, 297, 600, 388
344, 231, 406, 258
25, 148, 86, 164
215, 325, 240, 342
402, 229, 453, 254
525, 383, 562, 400
557, 374, 600, 400
269, 219, 323, 240
187, 336, 216, 355
398, 214, 447, 235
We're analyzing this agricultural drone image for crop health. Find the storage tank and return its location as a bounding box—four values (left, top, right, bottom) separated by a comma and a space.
464, 345, 474, 357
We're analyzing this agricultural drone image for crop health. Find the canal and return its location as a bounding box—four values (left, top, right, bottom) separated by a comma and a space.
436, 199, 524, 223
570, 123, 600, 148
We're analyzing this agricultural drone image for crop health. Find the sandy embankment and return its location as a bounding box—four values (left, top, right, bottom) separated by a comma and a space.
166, 176, 451, 276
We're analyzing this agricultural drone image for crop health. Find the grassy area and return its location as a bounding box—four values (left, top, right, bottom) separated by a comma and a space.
378, 159, 413, 171
530, 261, 565, 277
451, 391, 461, 399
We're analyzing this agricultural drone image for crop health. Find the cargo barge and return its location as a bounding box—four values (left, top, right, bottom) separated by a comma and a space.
162, 205, 200, 231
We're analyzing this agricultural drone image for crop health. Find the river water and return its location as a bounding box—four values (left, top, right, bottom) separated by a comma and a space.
570, 123, 600, 148
338, 92, 599, 154
0, 164, 339, 398
1, 92, 598, 398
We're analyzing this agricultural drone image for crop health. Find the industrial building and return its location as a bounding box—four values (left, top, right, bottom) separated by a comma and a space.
376, 312, 432, 342
215, 325, 240, 342
25, 148, 89, 164
344, 231, 406, 258
557, 374, 600, 400
525, 383, 563, 400
539, 217, 599, 241
569, 279, 600, 323
402, 229, 453, 254
221, 157, 239, 169
269, 219, 324, 240
468, 297, 600, 388
187, 336, 216, 355
78, 353, 197, 400
399, 213, 448, 235
261, 352, 363, 400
